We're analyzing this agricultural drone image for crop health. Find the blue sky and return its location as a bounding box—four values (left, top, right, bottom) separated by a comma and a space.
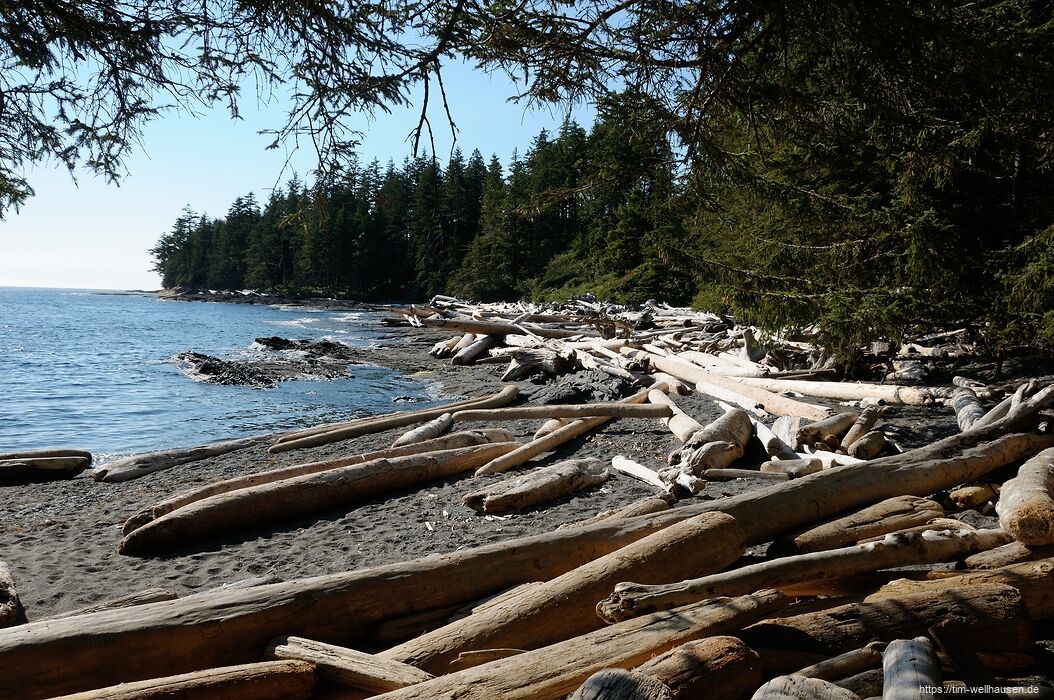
0, 62, 592, 290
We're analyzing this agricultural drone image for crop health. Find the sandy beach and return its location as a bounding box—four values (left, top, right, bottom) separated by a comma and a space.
0, 320, 962, 622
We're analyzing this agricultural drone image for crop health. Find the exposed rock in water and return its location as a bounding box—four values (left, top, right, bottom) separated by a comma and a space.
174, 337, 359, 389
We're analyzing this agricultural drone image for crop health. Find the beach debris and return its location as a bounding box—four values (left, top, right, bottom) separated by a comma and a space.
463, 457, 609, 514
0, 562, 26, 628
268, 636, 434, 693
0, 449, 91, 485
392, 413, 454, 447
93, 434, 274, 483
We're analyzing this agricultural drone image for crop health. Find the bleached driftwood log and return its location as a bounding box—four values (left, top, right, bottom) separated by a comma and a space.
751, 675, 859, 700
429, 335, 462, 358
953, 388, 986, 432
673, 407, 754, 475
840, 406, 882, 452
93, 435, 273, 483
268, 636, 433, 693
796, 412, 859, 451
570, 496, 674, 528
847, 431, 888, 460
372, 591, 787, 700
570, 636, 761, 700
119, 442, 520, 555
760, 458, 822, 479
949, 482, 999, 509
452, 403, 673, 422
416, 315, 596, 339
0, 452, 92, 484
598, 529, 1008, 622
475, 385, 662, 476
123, 429, 513, 534
49, 589, 178, 620
752, 417, 799, 461
50, 660, 316, 700
882, 637, 940, 700
963, 540, 1054, 569
269, 385, 519, 454
534, 418, 570, 439
768, 496, 946, 556
997, 446, 1054, 544
729, 377, 935, 406
647, 390, 704, 442
381, 513, 747, 673
463, 458, 610, 513
610, 457, 669, 492
741, 584, 1034, 655
792, 642, 885, 681
452, 335, 497, 365
392, 413, 453, 447
0, 562, 26, 628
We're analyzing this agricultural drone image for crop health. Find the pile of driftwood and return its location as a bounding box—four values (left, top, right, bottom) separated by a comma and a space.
3, 296, 1054, 698
0, 448, 91, 485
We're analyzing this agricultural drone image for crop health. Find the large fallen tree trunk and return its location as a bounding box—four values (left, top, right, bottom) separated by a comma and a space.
463, 458, 610, 513
50, 660, 317, 700
372, 591, 787, 700
0, 562, 26, 628
268, 385, 520, 454
598, 528, 1009, 622
997, 446, 1054, 545
0, 455, 92, 484
381, 513, 747, 673
882, 637, 941, 700
741, 584, 1034, 656
93, 435, 275, 482
452, 403, 673, 422
647, 390, 704, 442
569, 636, 762, 700
620, 349, 829, 421
767, 496, 946, 556
671, 407, 754, 476
123, 429, 514, 535
119, 442, 521, 555
728, 377, 935, 406
5, 388, 1052, 697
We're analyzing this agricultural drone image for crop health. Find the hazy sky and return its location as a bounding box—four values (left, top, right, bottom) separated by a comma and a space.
0, 62, 591, 291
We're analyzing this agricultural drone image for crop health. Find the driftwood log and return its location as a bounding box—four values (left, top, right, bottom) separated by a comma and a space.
123, 428, 514, 534
119, 442, 521, 555
570, 636, 762, 700
953, 388, 986, 432
372, 591, 787, 700
392, 413, 453, 447
768, 496, 946, 556
463, 458, 610, 513
847, 431, 887, 460
452, 403, 673, 422
963, 541, 1054, 569
598, 529, 1009, 622
796, 413, 859, 451
647, 390, 704, 442
269, 385, 519, 454
840, 407, 882, 452
381, 513, 747, 673
882, 637, 941, 700
50, 660, 316, 700
0, 454, 91, 484
751, 675, 859, 700
49, 589, 178, 619
672, 407, 754, 476
997, 446, 1054, 545
93, 435, 274, 482
268, 636, 432, 693
792, 642, 885, 681
729, 376, 934, 406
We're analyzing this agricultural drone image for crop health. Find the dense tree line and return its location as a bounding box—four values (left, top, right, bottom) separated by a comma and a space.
151, 108, 695, 304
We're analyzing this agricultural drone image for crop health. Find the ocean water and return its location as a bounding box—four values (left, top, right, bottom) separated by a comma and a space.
0, 288, 440, 460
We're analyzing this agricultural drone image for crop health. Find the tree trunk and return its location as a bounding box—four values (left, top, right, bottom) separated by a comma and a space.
620, 349, 829, 420
647, 390, 704, 442
847, 431, 887, 460
768, 496, 945, 556
953, 388, 986, 432
840, 407, 882, 451
881, 637, 941, 700
451, 334, 497, 365
704, 468, 788, 481
634, 636, 762, 700
48, 589, 178, 620
792, 642, 885, 681
760, 458, 822, 479
949, 482, 998, 509
392, 413, 453, 447
0, 456, 91, 484
268, 636, 432, 693
796, 413, 860, 450
741, 584, 1034, 655
751, 675, 860, 699
462, 458, 610, 513
371, 591, 787, 700
568, 668, 672, 700
673, 407, 754, 476
963, 541, 1054, 570
50, 660, 316, 700
452, 403, 673, 422
118, 442, 520, 555
123, 429, 513, 535
381, 513, 747, 673
535, 417, 570, 439
997, 446, 1054, 544
570, 497, 673, 528
268, 385, 520, 454
93, 436, 273, 482
598, 529, 1008, 622
729, 377, 935, 406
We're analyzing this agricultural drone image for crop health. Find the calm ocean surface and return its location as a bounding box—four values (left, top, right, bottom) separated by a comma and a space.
0, 288, 440, 460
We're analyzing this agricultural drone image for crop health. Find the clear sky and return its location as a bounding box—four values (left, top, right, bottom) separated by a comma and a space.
0, 62, 591, 291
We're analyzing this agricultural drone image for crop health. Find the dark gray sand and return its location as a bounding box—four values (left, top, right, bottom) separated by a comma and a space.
2, 324, 960, 621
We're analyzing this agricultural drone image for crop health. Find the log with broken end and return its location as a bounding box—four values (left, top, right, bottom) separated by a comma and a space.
93, 435, 273, 483
997, 446, 1054, 545
840, 407, 882, 452
571, 636, 762, 700
647, 390, 704, 442
729, 377, 935, 406
123, 428, 513, 535
268, 636, 432, 693
963, 541, 1054, 569
882, 637, 941, 700
796, 412, 859, 451
451, 334, 497, 365
392, 413, 453, 447
463, 458, 610, 513
269, 385, 519, 454
760, 458, 822, 479
752, 675, 860, 699
372, 591, 787, 700
598, 528, 1009, 623
847, 431, 887, 460
0, 562, 26, 628
949, 482, 999, 509
675, 407, 754, 475
49, 660, 316, 700
768, 496, 945, 556
380, 512, 747, 673
953, 388, 986, 432
119, 442, 521, 556
792, 642, 886, 681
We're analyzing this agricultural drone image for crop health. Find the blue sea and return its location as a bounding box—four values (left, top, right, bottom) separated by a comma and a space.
0, 288, 440, 460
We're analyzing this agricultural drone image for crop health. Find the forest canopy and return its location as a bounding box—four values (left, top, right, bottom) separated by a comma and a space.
5, 1, 1054, 350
